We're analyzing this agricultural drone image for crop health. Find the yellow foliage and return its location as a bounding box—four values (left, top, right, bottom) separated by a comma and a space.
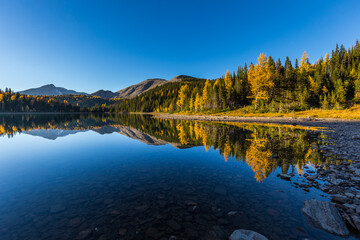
0, 125, 5, 134
202, 79, 210, 108
177, 84, 189, 110
322, 86, 329, 94
189, 97, 194, 111
223, 142, 231, 162
246, 135, 274, 182
308, 76, 319, 94
248, 54, 275, 107
300, 51, 310, 74
224, 70, 233, 93
323, 53, 330, 67
176, 123, 188, 145
194, 93, 202, 111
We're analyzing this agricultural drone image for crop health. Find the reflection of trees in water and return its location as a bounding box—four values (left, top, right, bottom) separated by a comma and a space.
0, 113, 329, 182
164, 120, 328, 182
0, 114, 105, 137
246, 132, 274, 182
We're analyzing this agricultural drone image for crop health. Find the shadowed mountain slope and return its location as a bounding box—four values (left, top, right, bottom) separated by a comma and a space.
116, 78, 167, 99
91, 90, 119, 99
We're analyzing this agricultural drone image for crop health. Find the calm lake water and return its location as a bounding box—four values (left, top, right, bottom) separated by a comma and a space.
0, 114, 357, 240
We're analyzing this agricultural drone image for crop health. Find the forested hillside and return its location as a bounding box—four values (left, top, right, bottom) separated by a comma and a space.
111, 76, 206, 112
111, 41, 360, 113
51, 95, 119, 108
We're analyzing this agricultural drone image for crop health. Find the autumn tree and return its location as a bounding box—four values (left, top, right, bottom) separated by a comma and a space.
194, 93, 202, 111
224, 70, 233, 94
176, 84, 189, 111
202, 79, 211, 110
248, 54, 275, 109
355, 75, 360, 102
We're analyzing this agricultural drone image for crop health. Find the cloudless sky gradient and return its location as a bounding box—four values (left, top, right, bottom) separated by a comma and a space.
0, 0, 359, 93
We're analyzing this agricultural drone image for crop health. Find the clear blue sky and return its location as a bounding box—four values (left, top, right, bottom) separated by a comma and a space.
0, 0, 359, 93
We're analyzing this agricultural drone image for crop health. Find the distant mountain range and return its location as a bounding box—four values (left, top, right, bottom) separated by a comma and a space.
18, 75, 198, 99
19, 84, 88, 96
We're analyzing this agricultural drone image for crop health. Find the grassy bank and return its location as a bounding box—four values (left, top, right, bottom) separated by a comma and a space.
172, 105, 360, 120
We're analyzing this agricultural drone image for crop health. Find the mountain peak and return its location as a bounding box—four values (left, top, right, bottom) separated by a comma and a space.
116, 78, 167, 99
20, 84, 88, 96
169, 75, 196, 82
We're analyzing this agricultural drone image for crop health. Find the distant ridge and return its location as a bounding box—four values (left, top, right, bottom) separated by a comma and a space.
20, 84, 88, 96
17, 75, 199, 99
116, 78, 167, 99
91, 90, 118, 99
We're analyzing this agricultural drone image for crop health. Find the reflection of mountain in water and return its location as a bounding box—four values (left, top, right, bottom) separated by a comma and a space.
116, 126, 168, 145
92, 126, 121, 135
24, 129, 87, 140
22, 124, 191, 148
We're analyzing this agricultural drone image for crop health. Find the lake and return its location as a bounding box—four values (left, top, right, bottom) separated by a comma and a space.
0, 113, 357, 240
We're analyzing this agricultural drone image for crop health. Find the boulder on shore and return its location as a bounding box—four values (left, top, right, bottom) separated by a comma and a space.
229, 229, 268, 240
302, 199, 349, 236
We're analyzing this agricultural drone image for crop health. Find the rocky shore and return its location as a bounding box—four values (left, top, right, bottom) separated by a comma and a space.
154, 113, 360, 235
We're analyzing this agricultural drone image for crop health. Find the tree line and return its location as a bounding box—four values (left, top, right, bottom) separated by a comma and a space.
112, 41, 360, 113
0, 88, 86, 112
0, 88, 115, 113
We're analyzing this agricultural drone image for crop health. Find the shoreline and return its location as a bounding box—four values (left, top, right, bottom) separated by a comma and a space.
151, 112, 360, 124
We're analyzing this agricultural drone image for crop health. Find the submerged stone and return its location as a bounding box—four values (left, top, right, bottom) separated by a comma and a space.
77, 229, 92, 240
331, 194, 348, 204
305, 174, 317, 181
301, 199, 349, 236
279, 174, 292, 180
229, 229, 268, 240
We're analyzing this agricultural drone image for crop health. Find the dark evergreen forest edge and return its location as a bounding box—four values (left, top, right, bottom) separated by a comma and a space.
111, 41, 360, 118
1, 41, 360, 118
0, 89, 116, 112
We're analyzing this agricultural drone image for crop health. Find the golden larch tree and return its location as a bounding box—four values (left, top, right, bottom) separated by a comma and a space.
176, 84, 189, 110
248, 54, 275, 109
323, 53, 330, 67
300, 51, 310, 74
194, 93, 202, 111
224, 70, 233, 93
189, 96, 194, 111
202, 79, 211, 109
